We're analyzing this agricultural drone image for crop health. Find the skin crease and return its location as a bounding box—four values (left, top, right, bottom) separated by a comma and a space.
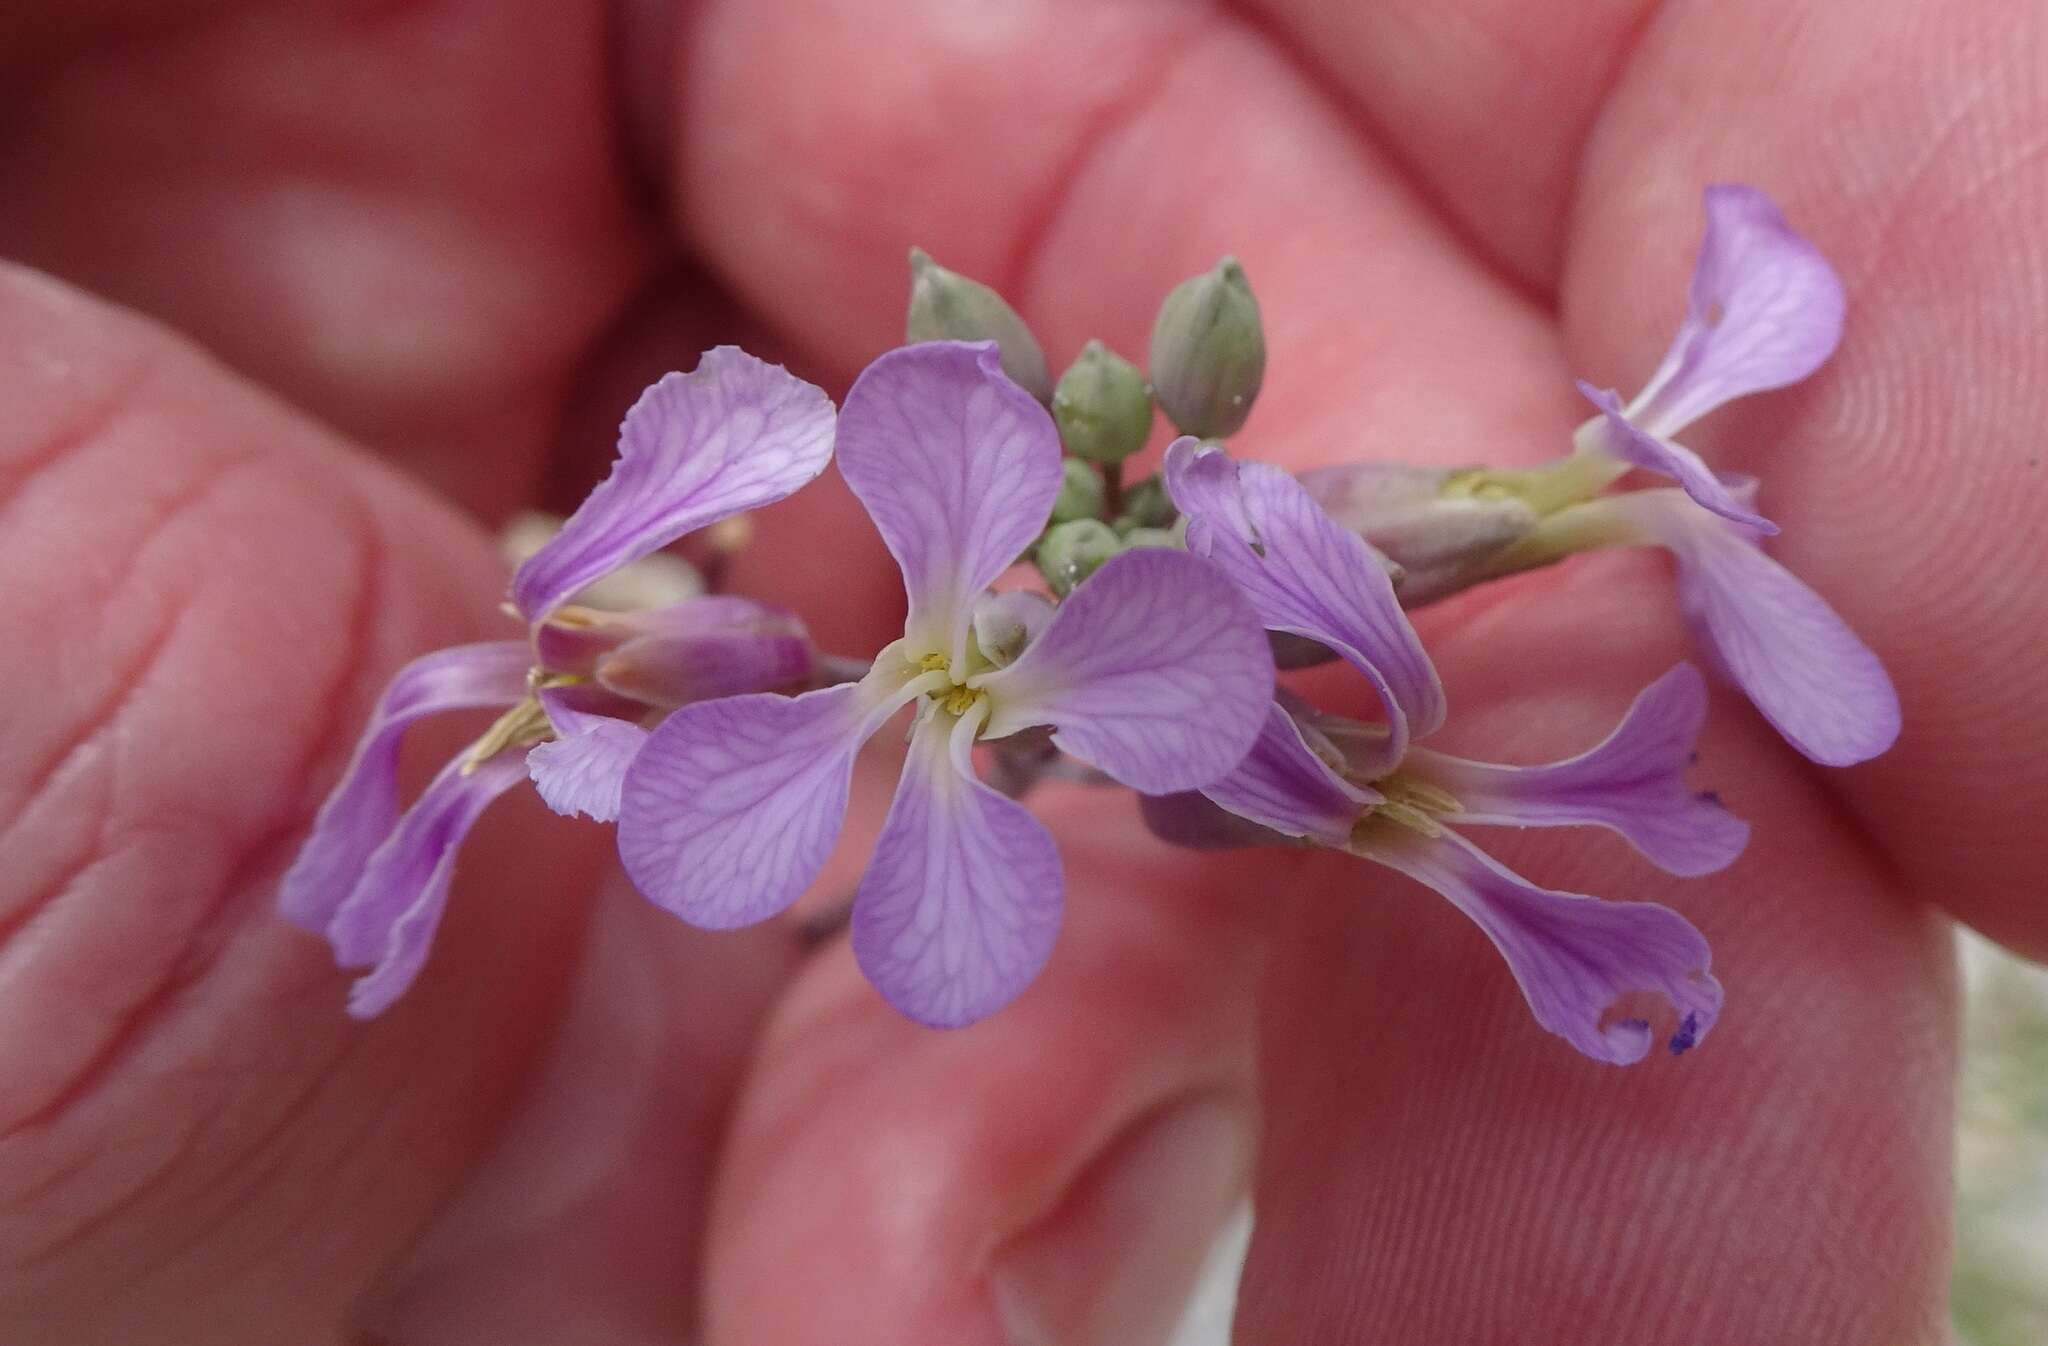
0, 0, 2041, 1342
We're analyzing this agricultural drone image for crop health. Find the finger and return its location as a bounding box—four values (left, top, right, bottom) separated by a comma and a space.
0, 1, 654, 515
0, 265, 607, 1341
702, 794, 1267, 1346
1564, 0, 2048, 955
358, 875, 801, 1346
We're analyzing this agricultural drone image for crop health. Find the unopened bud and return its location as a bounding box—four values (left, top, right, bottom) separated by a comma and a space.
1111, 474, 1177, 534
1149, 257, 1266, 438
1051, 341, 1153, 463
1299, 463, 1538, 607
1049, 457, 1106, 525
905, 248, 1052, 402
1035, 519, 1121, 596
1118, 520, 1186, 551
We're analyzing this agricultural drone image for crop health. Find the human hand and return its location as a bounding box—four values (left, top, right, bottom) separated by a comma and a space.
3, 1, 2042, 1342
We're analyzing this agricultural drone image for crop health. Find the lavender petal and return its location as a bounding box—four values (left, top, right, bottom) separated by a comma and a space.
850, 709, 1063, 1027
1200, 701, 1378, 848
1610, 490, 1900, 766
1166, 439, 1443, 777
977, 548, 1275, 794
1578, 381, 1777, 534
1627, 184, 1846, 437
1359, 823, 1723, 1065
324, 751, 529, 1017
526, 687, 650, 824
617, 679, 901, 928
837, 342, 1062, 664
511, 348, 835, 621
279, 641, 530, 933
1402, 664, 1751, 877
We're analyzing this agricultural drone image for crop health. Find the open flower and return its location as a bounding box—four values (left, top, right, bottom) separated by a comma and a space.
1164, 440, 1738, 1064
280, 348, 836, 1015
617, 342, 1275, 1027
1566, 184, 1898, 765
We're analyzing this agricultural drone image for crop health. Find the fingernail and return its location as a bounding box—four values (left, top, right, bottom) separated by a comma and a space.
989, 1096, 1254, 1346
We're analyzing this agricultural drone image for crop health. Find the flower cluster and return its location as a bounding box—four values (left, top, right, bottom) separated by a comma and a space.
281, 185, 1895, 1063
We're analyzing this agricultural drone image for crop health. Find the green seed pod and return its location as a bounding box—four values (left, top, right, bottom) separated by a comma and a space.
1035, 519, 1121, 596
905, 248, 1052, 402
1148, 257, 1266, 438
1049, 457, 1107, 525
1051, 340, 1153, 464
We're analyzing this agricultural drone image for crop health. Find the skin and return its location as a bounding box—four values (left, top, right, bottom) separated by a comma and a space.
1, 0, 2043, 1341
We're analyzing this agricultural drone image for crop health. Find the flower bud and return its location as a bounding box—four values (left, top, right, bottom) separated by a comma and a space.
1049, 457, 1106, 525
905, 248, 1052, 402
1051, 340, 1153, 464
1035, 519, 1121, 596
1299, 462, 1538, 607
1118, 520, 1186, 551
1149, 257, 1266, 438
1110, 473, 1176, 534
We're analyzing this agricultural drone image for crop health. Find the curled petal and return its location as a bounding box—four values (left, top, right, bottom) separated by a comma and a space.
1359, 823, 1722, 1064
1578, 382, 1777, 534
1604, 491, 1899, 766
527, 688, 649, 824
837, 342, 1063, 664
977, 548, 1274, 794
851, 709, 1063, 1027
1166, 439, 1442, 777
279, 641, 530, 933
324, 752, 529, 1018
1401, 664, 1750, 877
1138, 790, 1289, 851
1627, 184, 1846, 437
1200, 701, 1377, 848
511, 348, 835, 621
618, 678, 909, 928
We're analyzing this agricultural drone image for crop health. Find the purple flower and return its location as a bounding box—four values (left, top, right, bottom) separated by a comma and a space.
1166, 440, 1737, 1064
617, 343, 1275, 1027
281, 348, 836, 1015
1570, 185, 1898, 765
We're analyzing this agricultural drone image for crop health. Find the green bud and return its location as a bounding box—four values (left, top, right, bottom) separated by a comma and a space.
1118, 519, 1186, 551
1110, 473, 1176, 534
905, 248, 1052, 402
1049, 457, 1107, 525
1035, 519, 1121, 596
1051, 340, 1153, 464
1148, 257, 1266, 438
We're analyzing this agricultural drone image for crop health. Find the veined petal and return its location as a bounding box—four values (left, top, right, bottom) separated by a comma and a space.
1401, 664, 1750, 877
1602, 490, 1899, 766
324, 752, 529, 1018
1627, 184, 1846, 437
279, 641, 530, 933
851, 708, 1063, 1028
1577, 382, 1777, 534
1200, 701, 1378, 847
1166, 439, 1443, 776
1358, 823, 1722, 1065
976, 548, 1274, 794
511, 348, 835, 621
526, 687, 649, 824
617, 674, 921, 928
837, 343, 1062, 665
